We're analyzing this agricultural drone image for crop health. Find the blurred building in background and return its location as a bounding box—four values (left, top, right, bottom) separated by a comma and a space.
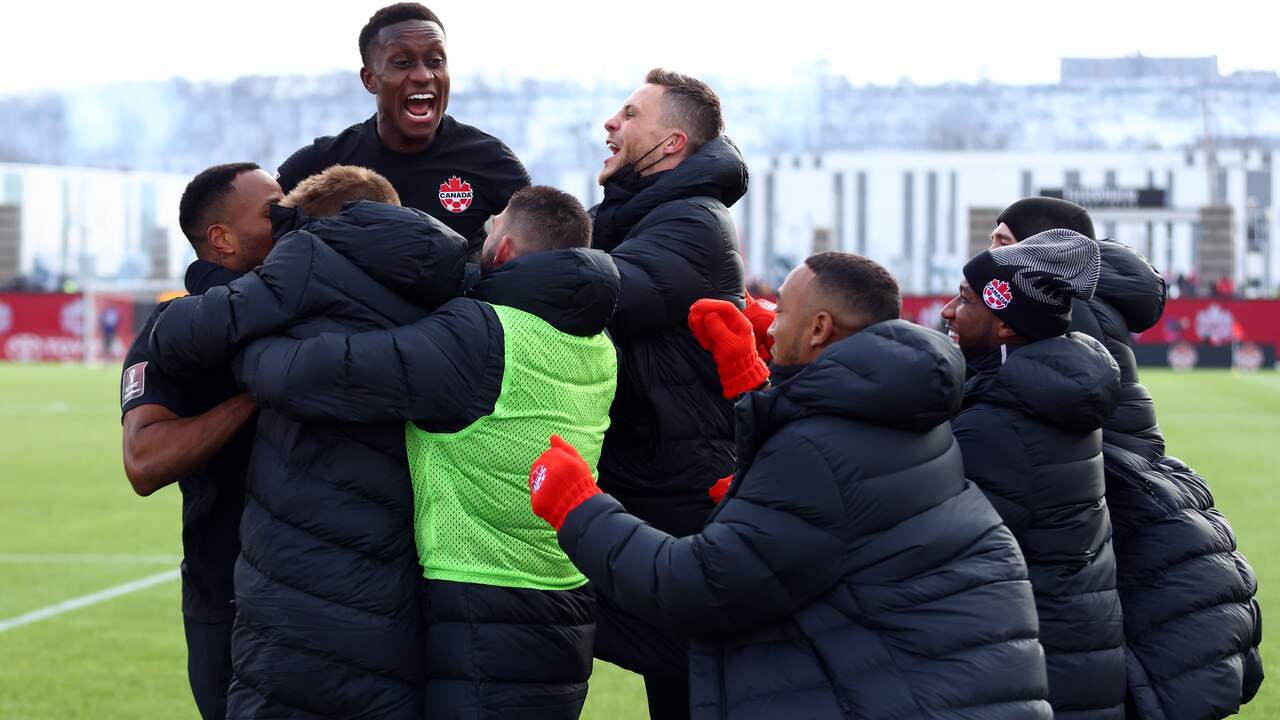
1060, 54, 1221, 86
745, 146, 1277, 296
0, 164, 189, 291
0, 55, 1278, 297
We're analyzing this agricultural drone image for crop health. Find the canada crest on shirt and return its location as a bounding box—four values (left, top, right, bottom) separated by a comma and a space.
439, 176, 474, 214
982, 279, 1013, 310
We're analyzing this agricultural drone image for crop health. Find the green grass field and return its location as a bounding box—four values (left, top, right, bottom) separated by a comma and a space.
1, 365, 1277, 719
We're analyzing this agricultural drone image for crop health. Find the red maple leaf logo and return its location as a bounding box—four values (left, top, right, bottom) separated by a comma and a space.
438, 175, 474, 214
983, 279, 1012, 310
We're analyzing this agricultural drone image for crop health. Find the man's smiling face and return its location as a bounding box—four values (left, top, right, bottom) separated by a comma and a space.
941, 279, 1003, 360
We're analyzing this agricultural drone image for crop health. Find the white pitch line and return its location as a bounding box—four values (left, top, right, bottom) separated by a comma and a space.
0, 554, 180, 564
0, 569, 180, 634
0, 401, 70, 417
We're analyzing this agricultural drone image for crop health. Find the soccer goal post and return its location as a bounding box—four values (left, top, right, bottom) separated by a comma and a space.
82, 279, 186, 366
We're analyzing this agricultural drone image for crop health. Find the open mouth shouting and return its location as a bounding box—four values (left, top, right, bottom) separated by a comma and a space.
604, 137, 622, 165
405, 91, 438, 124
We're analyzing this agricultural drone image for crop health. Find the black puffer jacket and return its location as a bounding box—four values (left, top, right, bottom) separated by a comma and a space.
561, 321, 1052, 719
953, 334, 1125, 720
148, 201, 467, 719
590, 136, 747, 538
1068, 240, 1166, 459
232, 248, 620, 719
1069, 241, 1263, 719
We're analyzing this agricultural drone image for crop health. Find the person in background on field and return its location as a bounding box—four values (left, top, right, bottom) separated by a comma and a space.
99, 304, 120, 356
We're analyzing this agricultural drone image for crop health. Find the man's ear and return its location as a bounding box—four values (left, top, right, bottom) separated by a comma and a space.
359, 66, 377, 94
206, 224, 234, 256
809, 311, 836, 348
663, 130, 689, 158
495, 235, 518, 265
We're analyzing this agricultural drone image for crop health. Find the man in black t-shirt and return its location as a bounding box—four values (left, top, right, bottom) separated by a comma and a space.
276, 3, 530, 254
121, 162, 282, 720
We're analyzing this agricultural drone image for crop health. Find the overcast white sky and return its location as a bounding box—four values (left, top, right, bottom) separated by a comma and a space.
1, 0, 1278, 95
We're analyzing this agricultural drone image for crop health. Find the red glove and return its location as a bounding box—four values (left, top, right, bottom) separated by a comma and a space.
688, 299, 770, 398
708, 474, 733, 504
529, 435, 601, 531
742, 292, 777, 363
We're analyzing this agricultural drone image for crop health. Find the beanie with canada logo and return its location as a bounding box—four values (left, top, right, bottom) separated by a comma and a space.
962, 228, 1100, 341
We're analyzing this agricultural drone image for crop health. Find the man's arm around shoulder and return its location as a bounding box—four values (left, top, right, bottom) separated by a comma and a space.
236, 298, 500, 426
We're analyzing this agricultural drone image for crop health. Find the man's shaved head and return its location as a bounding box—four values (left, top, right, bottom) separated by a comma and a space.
803, 252, 902, 332
769, 252, 900, 367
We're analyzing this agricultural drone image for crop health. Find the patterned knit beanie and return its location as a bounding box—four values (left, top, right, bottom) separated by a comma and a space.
962, 228, 1100, 340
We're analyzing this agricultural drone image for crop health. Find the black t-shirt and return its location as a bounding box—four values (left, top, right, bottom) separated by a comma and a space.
276, 114, 531, 254
120, 260, 253, 624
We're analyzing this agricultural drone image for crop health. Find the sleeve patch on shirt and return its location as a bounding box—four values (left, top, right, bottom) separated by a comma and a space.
122, 361, 147, 407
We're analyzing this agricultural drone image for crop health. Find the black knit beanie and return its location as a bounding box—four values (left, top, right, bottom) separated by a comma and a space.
962, 229, 1100, 340
997, 197, 1096, 241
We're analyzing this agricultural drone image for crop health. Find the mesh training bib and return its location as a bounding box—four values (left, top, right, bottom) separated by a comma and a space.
405, 304, 616, 590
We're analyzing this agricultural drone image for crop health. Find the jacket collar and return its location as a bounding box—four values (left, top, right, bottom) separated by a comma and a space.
591, 135, 749, 251
469, 248, 620, 337
184, 260, 241, 295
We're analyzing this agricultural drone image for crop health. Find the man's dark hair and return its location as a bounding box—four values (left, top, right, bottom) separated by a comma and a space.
504, 185, 591, 252
644, 68, 724, 152
359, 3, 444, 66
178, 162, 260, 249
804, 252, 901, 332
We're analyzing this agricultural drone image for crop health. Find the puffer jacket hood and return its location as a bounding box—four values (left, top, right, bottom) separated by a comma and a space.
272, 201, 468, 310
764, 320, 964, 434
1095, 239, 1166, 334
964, 332, 1121, 434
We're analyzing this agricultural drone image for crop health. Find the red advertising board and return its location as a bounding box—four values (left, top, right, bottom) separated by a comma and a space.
0, 293, 136, 363
2, 290, 1275, 366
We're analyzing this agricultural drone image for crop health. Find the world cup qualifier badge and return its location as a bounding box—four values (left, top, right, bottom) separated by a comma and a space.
439, 176, 474, 213
982, 279, 1013, 310
122, 361, 147, 407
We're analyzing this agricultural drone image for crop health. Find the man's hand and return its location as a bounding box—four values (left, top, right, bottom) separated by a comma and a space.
742, 292, 777, 363
688, 299, 770, 398
529, 435, 602, 531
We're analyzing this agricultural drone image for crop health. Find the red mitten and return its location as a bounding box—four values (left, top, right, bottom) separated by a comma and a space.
708, 474, 733, 504
742, 292, 777, 363
688, 299, 770, 398
529, 435, 602, 531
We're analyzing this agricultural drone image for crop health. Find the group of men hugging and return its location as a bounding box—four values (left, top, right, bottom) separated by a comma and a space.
119, 3, 1263, 719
